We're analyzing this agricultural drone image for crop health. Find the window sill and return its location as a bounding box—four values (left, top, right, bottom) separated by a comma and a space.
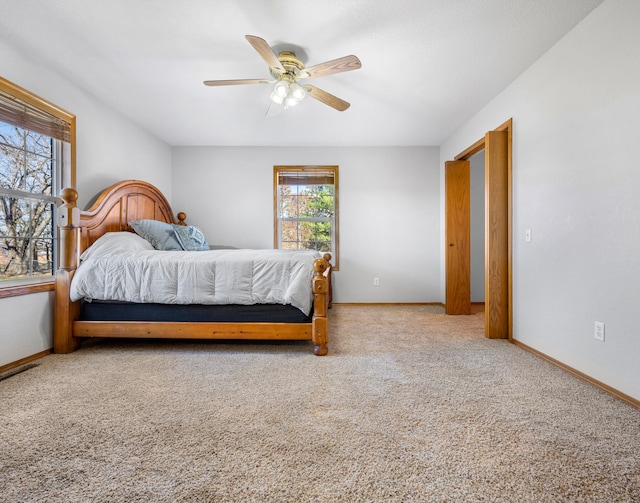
0, 281, 55, 299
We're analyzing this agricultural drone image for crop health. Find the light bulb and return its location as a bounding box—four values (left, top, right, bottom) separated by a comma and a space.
273, 80, 289, 97
285, 96, 300, 108
289, 83, 306, 102
270, 91, 284, 105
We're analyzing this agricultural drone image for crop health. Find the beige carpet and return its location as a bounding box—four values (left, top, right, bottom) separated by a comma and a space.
1, 305, 639, 502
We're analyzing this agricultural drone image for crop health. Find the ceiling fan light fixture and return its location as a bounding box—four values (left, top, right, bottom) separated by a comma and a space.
270, 80, 291, 105
273, 80, 289, 97
270, 80, 307, 110
269, 91, 285, 105
289, 82, 306, 102
285, 96, 300, 108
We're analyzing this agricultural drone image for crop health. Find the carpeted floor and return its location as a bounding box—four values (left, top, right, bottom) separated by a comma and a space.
1, 305, 639, 502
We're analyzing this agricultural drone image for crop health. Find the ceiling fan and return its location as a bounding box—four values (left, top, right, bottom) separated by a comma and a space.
204, 35, 362, 114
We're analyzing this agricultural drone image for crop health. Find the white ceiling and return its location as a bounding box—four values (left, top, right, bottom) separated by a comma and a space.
0, 0, 604, 147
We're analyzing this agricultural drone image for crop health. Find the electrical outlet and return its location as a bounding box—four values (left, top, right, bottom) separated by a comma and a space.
594, 321, 605, 342
373, 277, 380, 286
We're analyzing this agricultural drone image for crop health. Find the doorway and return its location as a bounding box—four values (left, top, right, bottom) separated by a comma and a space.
445, 119, 512, 339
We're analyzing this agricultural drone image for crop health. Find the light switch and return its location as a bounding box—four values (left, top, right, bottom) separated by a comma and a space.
525, 228, 532, 242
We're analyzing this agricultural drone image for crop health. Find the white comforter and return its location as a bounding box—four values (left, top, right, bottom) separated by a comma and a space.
70, 232, 321, 315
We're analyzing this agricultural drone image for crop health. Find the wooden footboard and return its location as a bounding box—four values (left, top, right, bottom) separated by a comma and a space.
54, 181, 332, 356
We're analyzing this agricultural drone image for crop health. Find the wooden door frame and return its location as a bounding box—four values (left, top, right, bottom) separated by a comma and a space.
451, 118, 512, 339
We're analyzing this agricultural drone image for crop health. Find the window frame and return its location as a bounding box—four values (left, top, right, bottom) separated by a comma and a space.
0, 76, 76, 298
273, 165, 339, 270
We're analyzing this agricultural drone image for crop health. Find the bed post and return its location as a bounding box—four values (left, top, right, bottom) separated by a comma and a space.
311, 256, 331, 356
54, 188, 81, 353
323, 253, 333, 309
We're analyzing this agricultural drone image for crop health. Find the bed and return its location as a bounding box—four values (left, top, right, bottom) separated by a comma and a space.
54, 180, 332, 356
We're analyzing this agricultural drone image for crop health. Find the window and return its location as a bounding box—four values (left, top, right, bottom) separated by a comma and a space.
0, 76, 75, 296
274, 166, 339, 269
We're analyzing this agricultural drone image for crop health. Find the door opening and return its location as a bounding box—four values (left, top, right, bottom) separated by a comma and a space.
445, 119, 512, 339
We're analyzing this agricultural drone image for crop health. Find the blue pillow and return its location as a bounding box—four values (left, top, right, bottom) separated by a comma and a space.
172, 224, 209, 251
129, 219, 183, 251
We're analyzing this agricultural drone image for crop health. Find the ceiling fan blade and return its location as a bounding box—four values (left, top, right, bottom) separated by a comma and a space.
304, 85, 350, 111
299, 55, 362, 79
203, 79, 271, 86
245, 35, 285, 74
265, 101, 284, 118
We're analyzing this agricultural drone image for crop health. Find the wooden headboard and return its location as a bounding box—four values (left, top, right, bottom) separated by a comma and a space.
54, 179, 186, 353
70, 180, 185, 254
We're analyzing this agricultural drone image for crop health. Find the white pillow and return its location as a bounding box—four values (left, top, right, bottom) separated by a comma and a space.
80, 232, 155, 261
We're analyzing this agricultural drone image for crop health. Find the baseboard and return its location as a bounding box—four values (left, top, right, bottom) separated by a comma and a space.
0, 349, 52, 374
332, 302, 445, 307
510, 339, 640, 410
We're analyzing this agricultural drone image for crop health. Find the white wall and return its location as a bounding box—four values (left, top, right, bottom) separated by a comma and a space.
172, 146, 441, 303
0, 41, 173, 208
440, 0, 640, 400
0, 40, 172, 367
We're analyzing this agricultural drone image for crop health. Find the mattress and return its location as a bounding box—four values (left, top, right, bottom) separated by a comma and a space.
80, 300, 312, 323
70, 232, 321, 315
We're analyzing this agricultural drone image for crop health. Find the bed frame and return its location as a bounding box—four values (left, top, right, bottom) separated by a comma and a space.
54, 180, 332, 356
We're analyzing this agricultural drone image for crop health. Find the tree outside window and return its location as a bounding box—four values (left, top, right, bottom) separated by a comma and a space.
0, 124, 56, 280
274, 166, 338, 269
